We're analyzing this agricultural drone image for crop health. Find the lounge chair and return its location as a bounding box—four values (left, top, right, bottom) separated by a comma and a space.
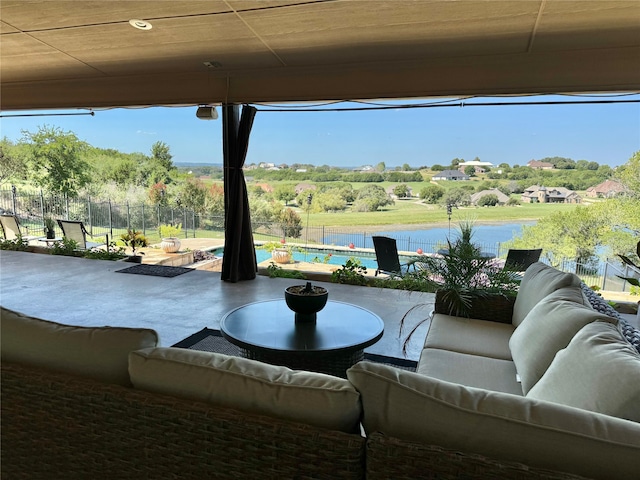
0, 214, 39, 242
372, 236, 414, 278
57, 220, 108, 250
503, 248, 543, 272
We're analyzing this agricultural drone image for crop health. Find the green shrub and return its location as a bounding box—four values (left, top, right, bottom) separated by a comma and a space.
0, 237, 29, 251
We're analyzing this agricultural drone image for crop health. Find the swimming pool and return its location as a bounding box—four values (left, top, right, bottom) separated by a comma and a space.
211, 246, 411, 270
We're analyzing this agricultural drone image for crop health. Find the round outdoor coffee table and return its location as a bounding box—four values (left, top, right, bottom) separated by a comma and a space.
220, 299, 384, 377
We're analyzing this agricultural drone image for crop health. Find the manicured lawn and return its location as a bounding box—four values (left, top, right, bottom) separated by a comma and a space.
304, 201, 578, 228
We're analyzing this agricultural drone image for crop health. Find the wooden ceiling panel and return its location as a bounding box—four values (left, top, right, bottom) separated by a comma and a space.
0, 20, 19, 34
0, 0, 638, 110
27, 14, 280, 77
0, 0, 232, 31
244, 1, 538, 65
532, 0, 640, 51
1, 33, 101, 82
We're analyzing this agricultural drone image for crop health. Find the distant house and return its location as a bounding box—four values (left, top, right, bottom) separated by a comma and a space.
527, 160, 554, 170
295, 183, 317, 194
458, 160, 494, 174
470, 188, 510, 205
521, 185, 581, 204
585, 179, 627, 198
432, 170, 470, 181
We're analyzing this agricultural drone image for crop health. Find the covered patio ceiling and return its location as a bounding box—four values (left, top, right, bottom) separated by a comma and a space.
1, 0, 639, 111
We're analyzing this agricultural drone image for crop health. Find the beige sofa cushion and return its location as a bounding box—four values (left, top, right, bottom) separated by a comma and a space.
0, 306, 158, 386
512, 262, 583, 327
417, 348, 522, 395
129, 347, 362, 433
528, 321, 640, 422
347, 361, 640, 480
423, 313, 515, 361
509, 287, 614, 394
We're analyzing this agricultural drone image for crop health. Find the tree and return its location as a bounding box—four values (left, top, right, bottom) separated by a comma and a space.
273, 184, 297, 205
148, 182, 168, 205
616, 151, 640, 197
151, 141, 174, 171
352, 184, 394, 212
441, 187, 471, 207
375, 161, 386, 172
0, 138, 28, 183
476, 194, 499, 207
22, 125, 90, 197
278, 207, 303, 238
393, 184, 411, 198
420, 185, 445, 203
175, 178, 208, 213
401, 163, 411, 171
464, 166, 476, 176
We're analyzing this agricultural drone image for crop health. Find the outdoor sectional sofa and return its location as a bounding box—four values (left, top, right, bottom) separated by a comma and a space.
2, 262, 639, 479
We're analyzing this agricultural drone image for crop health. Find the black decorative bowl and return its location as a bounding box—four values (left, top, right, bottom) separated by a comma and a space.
285, 282, 329, 323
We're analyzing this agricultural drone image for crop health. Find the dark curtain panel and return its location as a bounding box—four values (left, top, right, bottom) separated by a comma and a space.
221, 104, 258, 282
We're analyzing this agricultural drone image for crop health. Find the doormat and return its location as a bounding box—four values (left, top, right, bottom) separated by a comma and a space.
116, 264, 194, 278
172, 328, 418, 372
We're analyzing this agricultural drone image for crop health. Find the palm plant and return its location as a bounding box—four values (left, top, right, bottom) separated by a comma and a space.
400, 221, 521, 355
120, 229, 148, 257
617, 240, 640, 288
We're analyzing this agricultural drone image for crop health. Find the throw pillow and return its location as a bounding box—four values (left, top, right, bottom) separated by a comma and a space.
527, 321, 640, 422
509, 288, 616, 394
129, 347, 362, 433
512, 262, 583, 327
0, 306, 158, 386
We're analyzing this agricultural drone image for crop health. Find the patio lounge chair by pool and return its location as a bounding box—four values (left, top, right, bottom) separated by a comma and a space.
0, 214, 39, 242
504, 248, 543, 272
372, 236, 414, 278
57, 220, 108, 250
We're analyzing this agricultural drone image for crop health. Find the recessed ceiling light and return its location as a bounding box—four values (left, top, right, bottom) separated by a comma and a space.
129, 19, 152, 31
203, 61, 222, 69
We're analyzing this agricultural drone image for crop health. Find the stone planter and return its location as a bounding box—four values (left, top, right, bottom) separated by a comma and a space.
160, 237, 181, 253
271, 248, 291, 264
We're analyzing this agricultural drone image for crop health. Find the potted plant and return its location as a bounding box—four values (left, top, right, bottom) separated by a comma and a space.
284, 281, 329, 323
43, 216, 56, 239
400, 221, 521, 354
263, 240, 292, 264
120, 229, 148, 263
159, 223, 182, 253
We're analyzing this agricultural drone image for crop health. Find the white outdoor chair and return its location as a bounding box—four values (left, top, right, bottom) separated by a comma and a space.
0, 214, 39, 242
57, 220, 109, 250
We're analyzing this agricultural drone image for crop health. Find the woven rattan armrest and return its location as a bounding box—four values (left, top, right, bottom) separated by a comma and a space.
1, 362, 365, 479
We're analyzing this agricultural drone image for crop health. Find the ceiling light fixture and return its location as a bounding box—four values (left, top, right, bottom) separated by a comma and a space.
196, 105, 218, 120
129, 19, 152, 31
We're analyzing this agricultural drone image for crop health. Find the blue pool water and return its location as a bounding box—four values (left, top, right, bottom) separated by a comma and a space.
213, 247, 386, 269
258, 248, 382, 269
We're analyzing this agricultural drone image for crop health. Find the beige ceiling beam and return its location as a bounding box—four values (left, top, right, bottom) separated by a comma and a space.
2, 47, 639, 111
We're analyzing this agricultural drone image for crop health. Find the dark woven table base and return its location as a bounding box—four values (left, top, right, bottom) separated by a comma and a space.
116, 264, 194, 277
173, 328, 417, 373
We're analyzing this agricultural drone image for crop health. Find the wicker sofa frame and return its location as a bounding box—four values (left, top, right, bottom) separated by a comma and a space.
2, 361, 592, 480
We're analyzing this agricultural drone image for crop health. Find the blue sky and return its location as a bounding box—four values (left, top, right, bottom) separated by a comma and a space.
1, 94, 638, 168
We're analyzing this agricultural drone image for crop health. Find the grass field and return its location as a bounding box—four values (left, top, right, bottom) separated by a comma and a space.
302, 201, 578, 228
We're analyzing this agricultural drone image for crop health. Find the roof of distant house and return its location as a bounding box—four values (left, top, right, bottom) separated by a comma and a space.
527, 160, 554, 169
470, 189, 510, 204
586, 179, 627, 194
458, 160, 494, 167
433, 169, 470, 179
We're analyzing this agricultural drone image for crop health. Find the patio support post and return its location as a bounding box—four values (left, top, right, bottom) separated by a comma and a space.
221, 104, 258, 282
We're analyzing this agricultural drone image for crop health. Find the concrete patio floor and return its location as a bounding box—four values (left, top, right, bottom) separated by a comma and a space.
0, 250, 435, 361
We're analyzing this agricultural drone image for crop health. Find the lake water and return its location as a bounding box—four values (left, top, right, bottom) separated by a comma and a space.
322, 222, 534, 255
